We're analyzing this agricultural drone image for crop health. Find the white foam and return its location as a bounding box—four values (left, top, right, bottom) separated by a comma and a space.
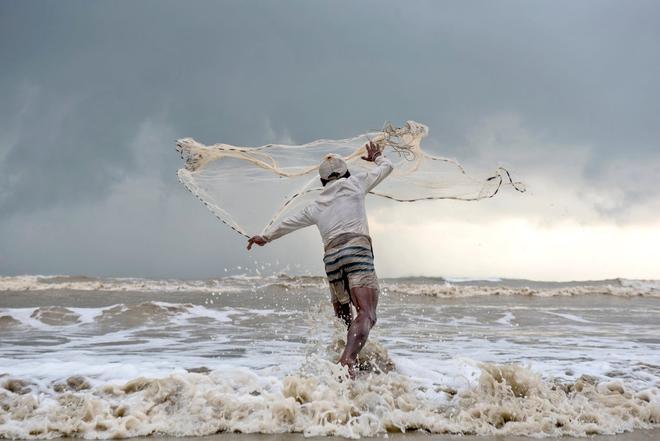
0, 302, 244, 331
1, 359, 658, 439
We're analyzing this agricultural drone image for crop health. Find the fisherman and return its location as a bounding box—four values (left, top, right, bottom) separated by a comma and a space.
247, 141, 392, 378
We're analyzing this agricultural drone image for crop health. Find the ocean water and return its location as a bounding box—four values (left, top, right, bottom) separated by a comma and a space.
0, 275, 659, 439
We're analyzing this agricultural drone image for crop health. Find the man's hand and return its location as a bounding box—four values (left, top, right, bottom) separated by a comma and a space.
247, 235, 268, 250
361, 141, 382, 162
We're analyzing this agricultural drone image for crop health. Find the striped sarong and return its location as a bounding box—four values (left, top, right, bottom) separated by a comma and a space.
323, 233, 379, 304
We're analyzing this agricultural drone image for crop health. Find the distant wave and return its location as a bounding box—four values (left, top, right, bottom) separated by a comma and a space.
1, 275, 659, 297
443, 276, 503, 283
380, 278, 660, 298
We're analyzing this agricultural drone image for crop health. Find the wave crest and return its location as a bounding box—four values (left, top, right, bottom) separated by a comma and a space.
2, 275, 659, 297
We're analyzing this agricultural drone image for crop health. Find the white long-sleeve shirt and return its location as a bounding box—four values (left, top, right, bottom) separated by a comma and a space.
262, 155, 393, 247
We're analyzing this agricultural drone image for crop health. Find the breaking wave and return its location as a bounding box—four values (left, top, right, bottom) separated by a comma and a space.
1, 361, 658, 439
0, 301, 243, 331
381, 279, 660, 298
1, 275, 659, 298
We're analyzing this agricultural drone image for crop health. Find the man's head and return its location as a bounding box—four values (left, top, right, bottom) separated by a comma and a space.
319, 154, 350, 186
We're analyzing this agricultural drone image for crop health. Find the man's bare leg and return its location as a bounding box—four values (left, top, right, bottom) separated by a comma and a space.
338, 286, 378, 377
333, 301, 353, 327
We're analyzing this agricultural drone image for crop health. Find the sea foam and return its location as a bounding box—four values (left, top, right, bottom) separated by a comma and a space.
1, 360, 658, 439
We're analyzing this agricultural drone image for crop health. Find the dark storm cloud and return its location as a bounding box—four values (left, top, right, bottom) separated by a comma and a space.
1, 0, 659, 277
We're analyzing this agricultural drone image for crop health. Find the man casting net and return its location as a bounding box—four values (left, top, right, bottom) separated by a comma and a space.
176, 121, 524, 240
176, 121, 524, 377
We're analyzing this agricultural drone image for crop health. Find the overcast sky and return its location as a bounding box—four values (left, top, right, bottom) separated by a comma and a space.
1, 0, 659, 280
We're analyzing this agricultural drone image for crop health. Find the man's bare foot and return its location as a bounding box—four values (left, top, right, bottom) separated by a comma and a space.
339, 359, 357, 380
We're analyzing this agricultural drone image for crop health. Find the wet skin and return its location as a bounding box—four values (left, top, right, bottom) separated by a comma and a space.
334, 286, 378, 378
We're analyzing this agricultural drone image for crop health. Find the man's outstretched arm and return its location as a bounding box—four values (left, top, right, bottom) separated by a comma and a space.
360, 141, 393, 193
247, 207, 314, 250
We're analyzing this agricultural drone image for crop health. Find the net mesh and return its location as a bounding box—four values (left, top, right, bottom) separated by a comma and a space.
176, 121, 525, 238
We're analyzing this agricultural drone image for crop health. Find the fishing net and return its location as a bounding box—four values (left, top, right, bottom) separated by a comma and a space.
176, 121, 525, 238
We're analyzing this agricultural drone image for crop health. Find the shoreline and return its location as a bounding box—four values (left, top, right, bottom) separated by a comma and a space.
114, 428, 660, 441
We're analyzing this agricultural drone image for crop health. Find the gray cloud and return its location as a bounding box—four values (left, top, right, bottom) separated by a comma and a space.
1, 0, 659, 277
